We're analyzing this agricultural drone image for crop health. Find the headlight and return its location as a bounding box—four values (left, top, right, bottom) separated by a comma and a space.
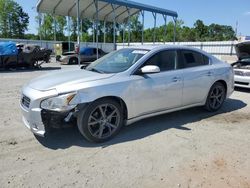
41, 92, 77, 112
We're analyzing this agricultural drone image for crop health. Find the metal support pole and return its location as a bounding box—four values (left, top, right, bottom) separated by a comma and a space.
152, 12, 157, 44
92, 20, 95, 44
80, 19, 83, 42
38, 13, 42, 47
53, 15, 56, 42
76, 0, 80, 66
103, 20, 106, 44
67, 16, 71, 51
128, 8, 131, 46
111, 4, 116, 50
141, 10, 145, 45
94, 0, 99, 59
122, 24, 125, 48
163, 15, 167, 44
173, 17, 177, 44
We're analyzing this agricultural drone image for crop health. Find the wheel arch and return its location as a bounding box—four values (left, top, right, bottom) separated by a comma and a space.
204, 79, 228, 105
78, 96, 128, 120
97, 96, 128, 120
214, 79, 227, 94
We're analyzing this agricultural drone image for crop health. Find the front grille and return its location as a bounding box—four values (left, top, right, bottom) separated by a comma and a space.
245, 72, 250, 76
21, 95, 31, 108
234, 70, 245, 76
235, 81, 249, 86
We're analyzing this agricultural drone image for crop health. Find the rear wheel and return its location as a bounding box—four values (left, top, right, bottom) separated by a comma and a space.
205, 82, 226, 112
77, 99, 124, 143
69, 57, 78, 65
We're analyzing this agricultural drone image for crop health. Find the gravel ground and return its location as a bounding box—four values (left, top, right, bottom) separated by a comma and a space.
0, 62, 250, 188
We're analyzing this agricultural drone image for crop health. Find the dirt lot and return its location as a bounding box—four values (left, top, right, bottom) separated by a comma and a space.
0, 62, 250, 188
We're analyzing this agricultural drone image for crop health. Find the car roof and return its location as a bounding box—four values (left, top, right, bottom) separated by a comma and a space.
126, 45, 212, 57
130, 44, 200, 51
81, 47, 100, 50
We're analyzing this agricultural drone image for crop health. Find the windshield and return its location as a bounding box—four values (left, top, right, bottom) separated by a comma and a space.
242, 58, 250, 62
86, 48, 149, 73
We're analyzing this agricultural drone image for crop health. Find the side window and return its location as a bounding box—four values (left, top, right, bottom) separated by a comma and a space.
181, 50, 209, 68
203, 55, 210, 65
159, 50, 177, 71
144, 53, 159, 67
144, 50, 177, 72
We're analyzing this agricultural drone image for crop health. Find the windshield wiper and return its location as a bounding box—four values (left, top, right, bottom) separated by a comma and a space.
88, 68, 104, 73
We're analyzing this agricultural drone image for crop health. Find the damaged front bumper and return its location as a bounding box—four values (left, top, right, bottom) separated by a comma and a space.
21, 104, 46, 136
20, 86, 77, 137
21, 103, 76, 137
41, 109, 76, 130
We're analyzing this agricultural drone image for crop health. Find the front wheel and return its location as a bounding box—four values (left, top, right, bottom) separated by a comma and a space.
205, 82, 226, 112
77, 99, 124, 143
69, 57, 78, 65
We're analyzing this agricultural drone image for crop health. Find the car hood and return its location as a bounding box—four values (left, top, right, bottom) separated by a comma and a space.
235, 42, 250, 60
27, 68, 114, 91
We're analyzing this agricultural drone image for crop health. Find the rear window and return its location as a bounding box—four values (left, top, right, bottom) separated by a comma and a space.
181, 50, 209, 68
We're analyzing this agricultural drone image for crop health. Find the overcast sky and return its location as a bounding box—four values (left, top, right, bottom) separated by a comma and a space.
15, 0, 250, 36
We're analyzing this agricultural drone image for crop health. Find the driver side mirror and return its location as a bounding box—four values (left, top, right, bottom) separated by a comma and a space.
136, 65, 160, 75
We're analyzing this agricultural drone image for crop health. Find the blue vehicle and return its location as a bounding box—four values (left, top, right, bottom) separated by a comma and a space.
0, 42, 18, 68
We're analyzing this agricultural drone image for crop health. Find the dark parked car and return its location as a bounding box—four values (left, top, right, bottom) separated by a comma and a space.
0, 42, 52, 69
60, 47, 107, 65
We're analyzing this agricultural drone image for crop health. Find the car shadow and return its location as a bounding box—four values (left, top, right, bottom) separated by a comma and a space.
36, 98, 247, 150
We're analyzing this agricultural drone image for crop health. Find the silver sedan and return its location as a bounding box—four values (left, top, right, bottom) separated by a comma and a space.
20, 45, 234, 143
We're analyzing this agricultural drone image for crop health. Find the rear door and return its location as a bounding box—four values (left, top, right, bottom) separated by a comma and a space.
179, 50, 213, 106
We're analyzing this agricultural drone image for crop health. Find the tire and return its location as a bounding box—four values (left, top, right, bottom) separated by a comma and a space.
56, 55, 61, 61
77, 98, 124, 143
205, 82, 226, 112
69, 57, 78, 65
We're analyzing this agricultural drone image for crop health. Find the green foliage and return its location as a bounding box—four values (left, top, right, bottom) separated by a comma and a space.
24, 33, 39, 40
70, 17, 77, 42
207, 23, 236, 41
56, 16, 67, 41
0, 0, 29, 38
141, 19, 236, 42
36, 14, 67, 41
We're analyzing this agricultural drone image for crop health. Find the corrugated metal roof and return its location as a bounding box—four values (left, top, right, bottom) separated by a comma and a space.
36, 0, 178, 23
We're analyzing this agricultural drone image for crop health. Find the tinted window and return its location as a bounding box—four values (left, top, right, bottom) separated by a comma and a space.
144, 50, 177, 71
181, 50, 209, 68
93, 48, 103, 55
203, 55, 210, 64
98, 49, 103, 54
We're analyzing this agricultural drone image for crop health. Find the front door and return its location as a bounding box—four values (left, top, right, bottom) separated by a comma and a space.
131, 50, 183, 118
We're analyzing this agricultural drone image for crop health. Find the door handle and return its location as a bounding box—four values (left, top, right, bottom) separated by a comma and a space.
206, 71, 213, 76
172, 77, 181, 82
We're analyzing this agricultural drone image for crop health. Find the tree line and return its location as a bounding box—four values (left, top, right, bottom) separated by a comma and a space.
0, 0, 29, 39
0, 0, 236, 42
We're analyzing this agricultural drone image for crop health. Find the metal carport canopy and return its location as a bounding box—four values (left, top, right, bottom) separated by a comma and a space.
36, 0, 178, 23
